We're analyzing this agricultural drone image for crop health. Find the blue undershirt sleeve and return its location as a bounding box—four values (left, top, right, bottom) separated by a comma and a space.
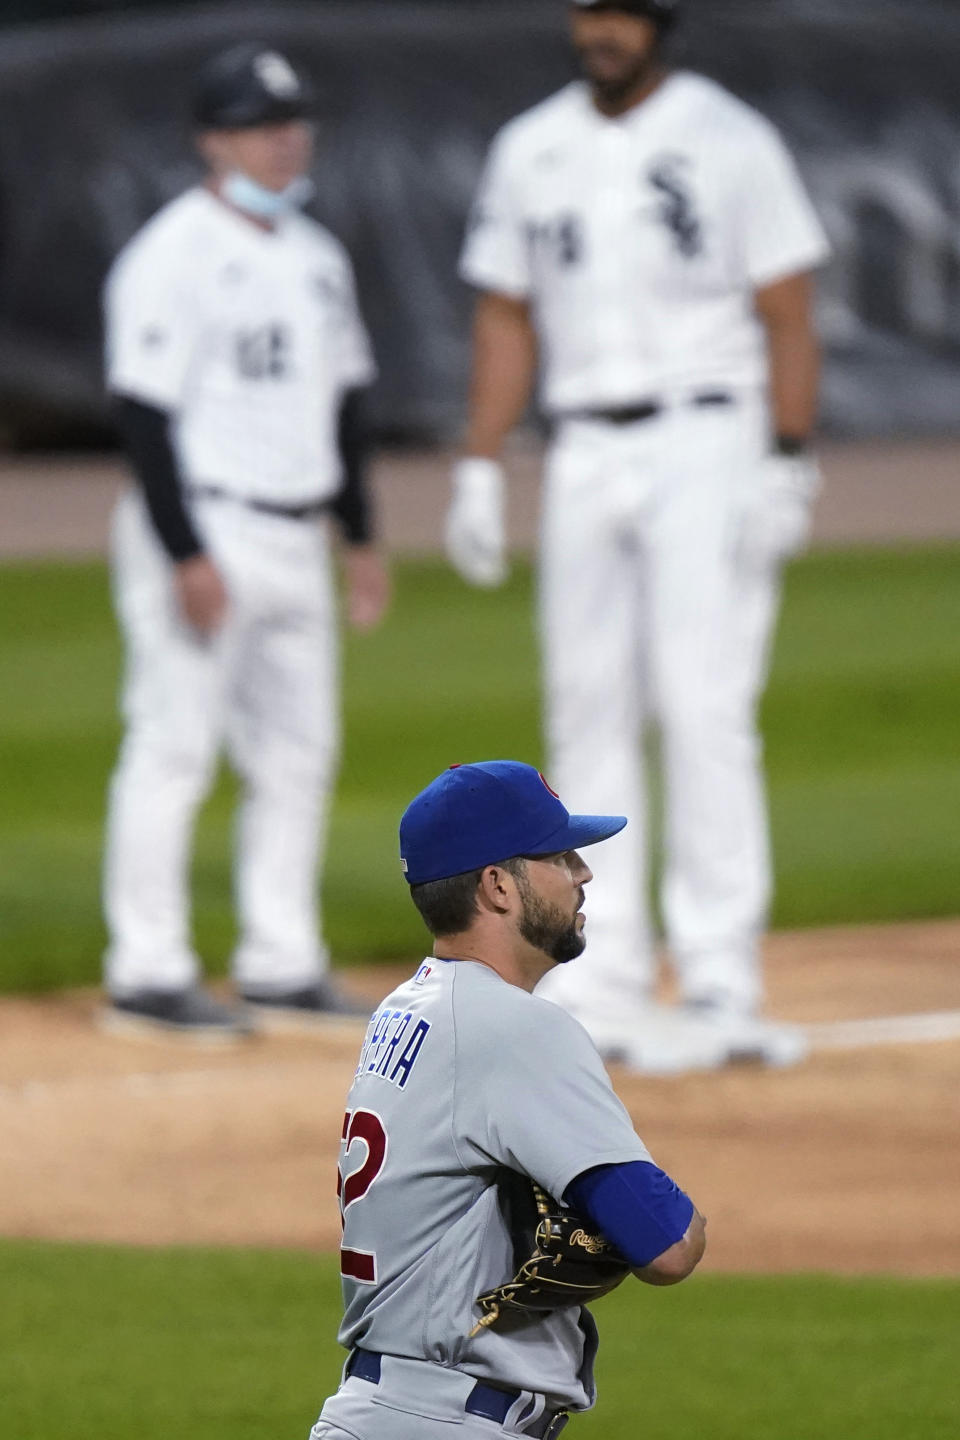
564, 1160, 695, 1269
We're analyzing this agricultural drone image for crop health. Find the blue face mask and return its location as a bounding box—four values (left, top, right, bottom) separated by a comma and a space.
220, 171, 314, 219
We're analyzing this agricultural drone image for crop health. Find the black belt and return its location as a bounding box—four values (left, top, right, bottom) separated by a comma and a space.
189, 484, 330, 521
346, 1348, 570, 1438
561, 391, 735, 425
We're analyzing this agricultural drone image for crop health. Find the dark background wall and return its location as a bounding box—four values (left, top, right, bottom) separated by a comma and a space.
0, 0, 958, 443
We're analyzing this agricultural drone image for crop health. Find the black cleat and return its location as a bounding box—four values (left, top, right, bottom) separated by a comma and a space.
102, 986, 254, 1043
239, 977, 372, 1030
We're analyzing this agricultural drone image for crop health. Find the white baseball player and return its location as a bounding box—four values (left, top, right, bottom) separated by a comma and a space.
311, 760, 706, 1439
446, 0, 829, 1071
101, 45, 390, 1038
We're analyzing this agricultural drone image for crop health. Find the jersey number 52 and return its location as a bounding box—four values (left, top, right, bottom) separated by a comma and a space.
337, 1108, 388, 1283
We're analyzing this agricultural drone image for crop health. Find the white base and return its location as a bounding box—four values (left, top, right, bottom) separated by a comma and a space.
804, 1010, 960, 1051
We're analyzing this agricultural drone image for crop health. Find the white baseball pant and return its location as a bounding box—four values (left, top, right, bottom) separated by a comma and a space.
535, 394, 779, 1023
103, 489, 339, 996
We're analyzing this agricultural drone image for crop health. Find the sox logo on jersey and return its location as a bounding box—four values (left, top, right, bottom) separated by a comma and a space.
646, 153, 703, 256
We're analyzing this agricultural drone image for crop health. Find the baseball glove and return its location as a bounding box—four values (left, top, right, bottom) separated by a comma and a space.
469, 1182, 630, 1336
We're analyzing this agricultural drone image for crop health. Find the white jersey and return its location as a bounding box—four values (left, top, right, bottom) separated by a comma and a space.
105, 188, 375, 505
337, 958, 651, 1411
460, 72, 829, 411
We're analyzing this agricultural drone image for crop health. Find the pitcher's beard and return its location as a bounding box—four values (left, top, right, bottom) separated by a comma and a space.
517, 885, 586, 966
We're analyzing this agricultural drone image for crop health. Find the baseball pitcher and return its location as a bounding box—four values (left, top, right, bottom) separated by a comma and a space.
312, 761, 706, 1438
447, 0, 829, 1071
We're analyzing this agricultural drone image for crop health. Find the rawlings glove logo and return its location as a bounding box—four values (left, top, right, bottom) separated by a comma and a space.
569, 1227, 612, 1255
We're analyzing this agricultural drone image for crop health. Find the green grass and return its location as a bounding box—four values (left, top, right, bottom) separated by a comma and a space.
2, 1240, 958, 1440
765, 548, 960, 924
0, 547, 958, 992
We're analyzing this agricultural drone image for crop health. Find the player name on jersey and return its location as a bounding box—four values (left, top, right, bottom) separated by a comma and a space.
355, 1006, 432, 1090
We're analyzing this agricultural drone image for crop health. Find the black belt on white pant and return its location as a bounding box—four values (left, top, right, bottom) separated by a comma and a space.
188, 484, 331, 521
346, 1348, 570, 1438
558, 391, 735, 425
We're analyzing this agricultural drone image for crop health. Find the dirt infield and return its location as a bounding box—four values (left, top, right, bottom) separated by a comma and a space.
1, 919, 958, 1274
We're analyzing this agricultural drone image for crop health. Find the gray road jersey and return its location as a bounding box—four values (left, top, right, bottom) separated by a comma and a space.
336, 958, 652, 1410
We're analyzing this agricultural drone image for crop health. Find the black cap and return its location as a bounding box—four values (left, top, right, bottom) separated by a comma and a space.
193, 44, 314, 131
571, 0, 679, 27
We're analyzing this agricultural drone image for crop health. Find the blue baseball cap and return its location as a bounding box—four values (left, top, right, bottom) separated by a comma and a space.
399, 760, 627, 886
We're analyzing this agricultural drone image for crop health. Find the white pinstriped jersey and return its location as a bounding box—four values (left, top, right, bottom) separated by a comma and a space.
105, 188, 375, 504
460, 72, 829, 411
337, 958, 652, 1410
